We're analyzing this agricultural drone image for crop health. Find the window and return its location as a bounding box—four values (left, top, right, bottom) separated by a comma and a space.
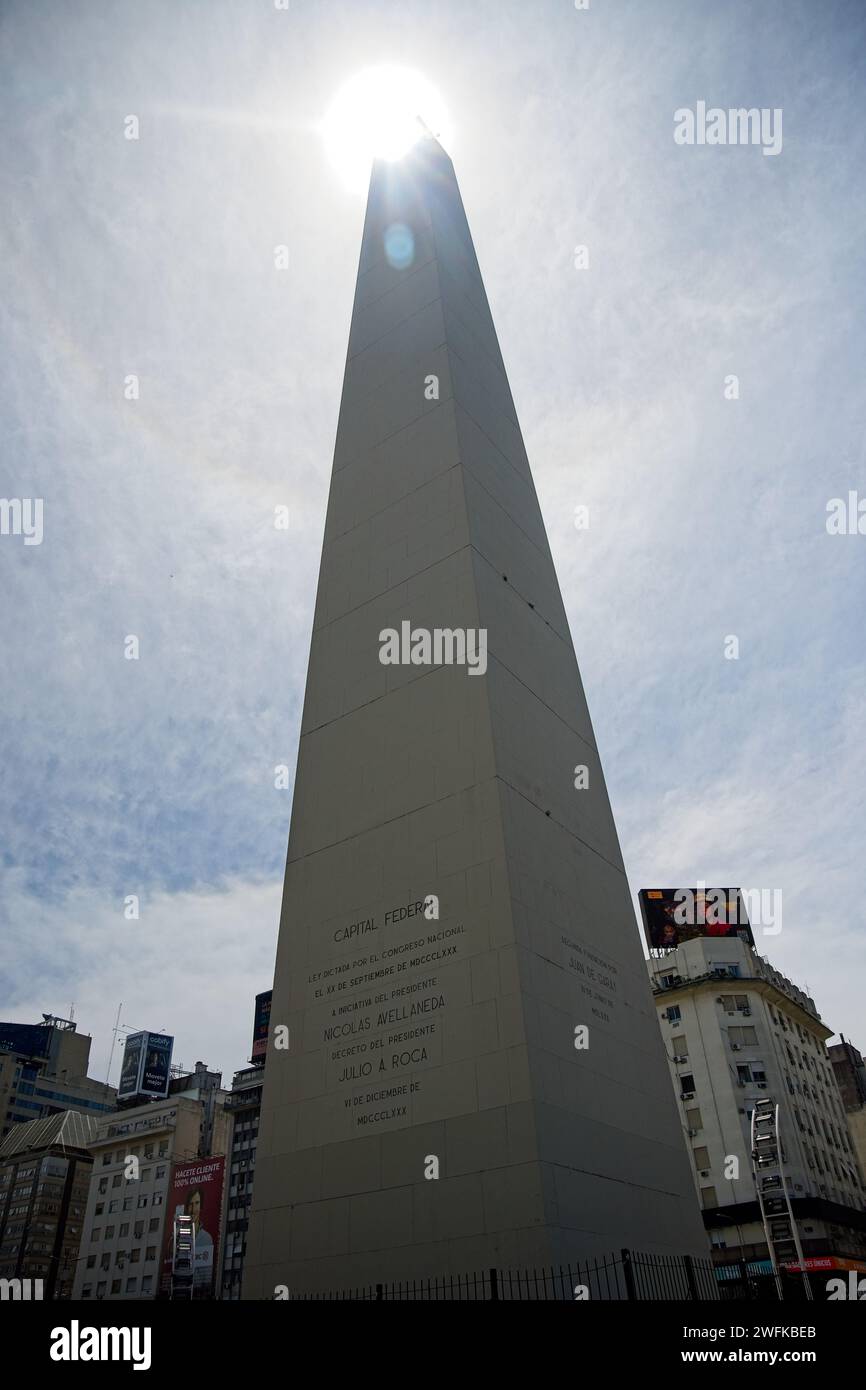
158, 1142, 169, 1158
130, 1248, 141, 1264
100, 1253, 110, 1272
98, 1178, 108, 1194
123, 1198, 133, 1211
736, 1065, 752, 1085
91, 1229, 101, 1243
148, 1218, 159, 1232
134, 1222, 144, 1240
86, 1255, 96, 1270
666, 1004, 681, 1022
102, 1155, 111, 1166
693, 1147, 711, 1170
156, 1166, 166, 1180
143, 1145, 154, 1160
142, 1168, 152, 1184
679, 1074, 695, 1094
109, 1201, 119, 1214
105, 1225, 115, 1239
141, 1274, 153, 1294
120, 1223, 129, 1237
96, 1281, 107, 1298
111, 1279, 121, 1295
145, 1246, 156, 1261
137, 1194, 148, 1208
82, 1285, 93, 1298
126, 1277, 138, 1294
112, 1175, 121, 1189
95, 1203, 104, 1216
153, 1194, 163, 1207
700, 1186, 718, 1209
671, 1035, 688, 1056
685, 1107, 703, 1131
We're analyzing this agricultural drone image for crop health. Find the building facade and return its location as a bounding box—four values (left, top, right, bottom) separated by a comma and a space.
71, 1088, 230, 1302
649, 936, 866, 1290
828, 1037, 866, 1192
0, 1016, 115, 1139
221, 1065, 263, 1300
167, 1061, 228, 1162
0, 1110, 98, 1299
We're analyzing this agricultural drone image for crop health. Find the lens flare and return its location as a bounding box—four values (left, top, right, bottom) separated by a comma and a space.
322, 66, 453, 193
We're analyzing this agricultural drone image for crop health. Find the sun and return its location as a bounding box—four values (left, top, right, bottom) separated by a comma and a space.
322, 65, 453, 192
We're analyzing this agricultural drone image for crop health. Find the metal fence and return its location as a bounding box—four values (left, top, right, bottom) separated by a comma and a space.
288, 1248, 722, 1301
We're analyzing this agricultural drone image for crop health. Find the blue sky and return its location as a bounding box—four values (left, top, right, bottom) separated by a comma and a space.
1, 0, 864, 1083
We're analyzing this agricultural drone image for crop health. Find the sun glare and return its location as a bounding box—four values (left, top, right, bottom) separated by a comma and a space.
322, 66, 453, 192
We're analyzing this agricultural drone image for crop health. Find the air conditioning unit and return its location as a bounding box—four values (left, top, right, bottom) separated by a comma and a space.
731, 1043, 741, 1051
673, 1055, 688, 1064
687, 1128, 698, 1137
680, 1091, 695, 1101
699, 1169, 710, 1178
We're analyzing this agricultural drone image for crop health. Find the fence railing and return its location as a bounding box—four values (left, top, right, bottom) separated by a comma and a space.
287, 1248, 722, 1301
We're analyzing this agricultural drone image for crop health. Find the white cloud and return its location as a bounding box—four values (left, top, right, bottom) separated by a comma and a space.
1, 875, 281, 1085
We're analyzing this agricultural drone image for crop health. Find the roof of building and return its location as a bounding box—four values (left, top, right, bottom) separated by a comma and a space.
0, 1108, 99, 1159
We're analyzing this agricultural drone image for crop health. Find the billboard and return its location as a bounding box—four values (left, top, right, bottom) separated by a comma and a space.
251, 990, 272, 1062
639, 888, 754, 952
117, 1032, 145, 1099
117, 1031, 173, 1100
160, 1157, 226, 1297
140, 1033, 173, 1098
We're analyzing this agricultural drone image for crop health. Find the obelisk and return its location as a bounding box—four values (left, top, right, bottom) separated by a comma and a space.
243, 136, 707, 1297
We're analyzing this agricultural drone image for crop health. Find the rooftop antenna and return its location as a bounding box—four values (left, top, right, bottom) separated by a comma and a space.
105, 1002, 123, 1087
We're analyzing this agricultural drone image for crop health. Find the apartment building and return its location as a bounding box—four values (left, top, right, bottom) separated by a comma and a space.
649, 935, 866, 1289
71, 1089, 229, 1301
828, 1036, 866, 1190
221, 1065, 262, 1300
0, 1109, 97, 1299
0, 1016, 115, 1139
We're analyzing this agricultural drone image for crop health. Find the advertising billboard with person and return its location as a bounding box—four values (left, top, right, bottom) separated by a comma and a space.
639, 888, 754, 952
160, 1157, 225, 1297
